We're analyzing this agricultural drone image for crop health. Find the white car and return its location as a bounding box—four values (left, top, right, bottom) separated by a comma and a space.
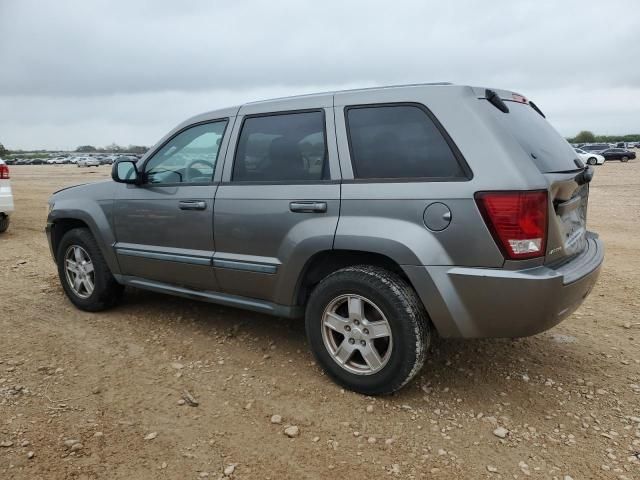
76, 157, 101, 167
47, 157, 68, 165
575, 148, 605, 165
0, 159, 14, 233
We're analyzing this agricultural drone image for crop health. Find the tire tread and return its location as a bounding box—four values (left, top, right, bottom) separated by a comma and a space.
306, 265, 430, 395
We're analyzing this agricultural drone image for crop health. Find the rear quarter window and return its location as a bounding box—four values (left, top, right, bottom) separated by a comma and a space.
345, 104, 468, 180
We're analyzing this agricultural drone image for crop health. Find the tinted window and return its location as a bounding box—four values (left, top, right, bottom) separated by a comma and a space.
345, 105, 465, 179
233, 111, 327, 182
484, 101, 579, 173
145, 121, 227, 184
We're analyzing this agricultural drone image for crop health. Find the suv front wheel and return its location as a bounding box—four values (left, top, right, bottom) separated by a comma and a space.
56, 227, 123, 311
305, 266, 431, 395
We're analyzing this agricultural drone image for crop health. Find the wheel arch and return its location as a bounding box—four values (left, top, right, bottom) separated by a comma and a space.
48, 207, 120, 275
293, 249, 414, 306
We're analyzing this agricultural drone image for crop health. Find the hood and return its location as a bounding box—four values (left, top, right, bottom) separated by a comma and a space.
51, 179, 114, 199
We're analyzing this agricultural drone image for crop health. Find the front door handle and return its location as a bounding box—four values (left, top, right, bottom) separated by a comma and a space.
289, 201, 328, 213
179, 200, 207, 210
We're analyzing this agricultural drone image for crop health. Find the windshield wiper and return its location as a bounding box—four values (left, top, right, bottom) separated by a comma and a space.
529, 101, 546, 118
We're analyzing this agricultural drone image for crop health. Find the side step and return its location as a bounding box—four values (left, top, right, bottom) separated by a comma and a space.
115, 275, 303, 319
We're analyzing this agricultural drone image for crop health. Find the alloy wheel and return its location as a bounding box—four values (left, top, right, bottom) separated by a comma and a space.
64, 245, 95, 299
321, 294, 393, 375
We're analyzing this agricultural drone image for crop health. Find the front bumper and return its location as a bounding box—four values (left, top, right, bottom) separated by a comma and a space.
404, 232, 604, 338
45, 222, 56, 260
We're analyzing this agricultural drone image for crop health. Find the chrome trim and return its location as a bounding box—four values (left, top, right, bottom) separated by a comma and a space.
116, 248, 212, 266
114, 247, 278, 273
213, 258, 277, 274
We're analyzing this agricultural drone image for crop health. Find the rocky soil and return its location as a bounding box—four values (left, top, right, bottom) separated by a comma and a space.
0, 163, 639, 479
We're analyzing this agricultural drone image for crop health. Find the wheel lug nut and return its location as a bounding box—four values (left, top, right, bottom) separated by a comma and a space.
360, 340, 366, 346
354, 320, 359, 325
345, 325, 351, 332
348, 338, 355, 345
363, 328, 369, 335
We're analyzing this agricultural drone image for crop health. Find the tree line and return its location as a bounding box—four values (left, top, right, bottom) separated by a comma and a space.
75, 144, 148, 154
0, 142, 148, 156
568, 131, 640, 144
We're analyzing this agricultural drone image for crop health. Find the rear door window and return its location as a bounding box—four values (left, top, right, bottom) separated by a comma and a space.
345, 104, 467, 180
232, 111, 327, 182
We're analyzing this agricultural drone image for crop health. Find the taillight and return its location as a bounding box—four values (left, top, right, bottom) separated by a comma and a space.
475, 190, 548, 260
0, 164, 9, 179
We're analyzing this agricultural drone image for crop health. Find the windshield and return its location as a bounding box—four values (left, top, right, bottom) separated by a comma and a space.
486, 100, 579, 172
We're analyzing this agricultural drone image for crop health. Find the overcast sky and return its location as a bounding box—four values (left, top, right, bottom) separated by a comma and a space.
1, 0, 639, 150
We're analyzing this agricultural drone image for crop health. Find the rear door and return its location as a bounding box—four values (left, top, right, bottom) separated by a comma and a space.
213, 96, 341, 305
113, 119, 231, 290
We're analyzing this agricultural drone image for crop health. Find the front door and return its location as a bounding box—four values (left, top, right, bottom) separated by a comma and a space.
113, 119, 230, 290
213, 101, 341, 306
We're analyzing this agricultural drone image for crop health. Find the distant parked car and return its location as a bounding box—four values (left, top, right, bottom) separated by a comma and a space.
575, 148, 605, 165
581, 143, 610, 153
47, 157, 67, 165
601, 148, 636, 162
100, 155, 118, 165
76, 157, 101, 167
0, 159, 14, 232
615, 142, 625, 148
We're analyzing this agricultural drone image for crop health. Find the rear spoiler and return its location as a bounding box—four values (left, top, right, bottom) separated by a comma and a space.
477, 87, 546, 118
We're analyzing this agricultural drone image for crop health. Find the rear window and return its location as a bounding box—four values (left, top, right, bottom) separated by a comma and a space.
345, 104, 467, 180
487, 100, 579, 173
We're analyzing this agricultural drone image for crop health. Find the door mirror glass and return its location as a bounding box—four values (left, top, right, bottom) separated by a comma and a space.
112, 160, 139, 184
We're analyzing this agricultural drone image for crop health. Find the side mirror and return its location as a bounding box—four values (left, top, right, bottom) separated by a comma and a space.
112, 160, 140, 184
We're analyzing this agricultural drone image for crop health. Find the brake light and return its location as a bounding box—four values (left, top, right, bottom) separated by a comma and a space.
0, 164, 9, 180
475, 190, 548, 260
511, 93, 528, 104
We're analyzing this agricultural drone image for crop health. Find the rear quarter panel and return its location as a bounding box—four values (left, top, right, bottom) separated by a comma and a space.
333, 85, 548, 269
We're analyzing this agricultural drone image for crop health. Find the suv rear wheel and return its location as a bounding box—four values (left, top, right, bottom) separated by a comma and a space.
305, 265, 430, 395
56, 227, 123, 311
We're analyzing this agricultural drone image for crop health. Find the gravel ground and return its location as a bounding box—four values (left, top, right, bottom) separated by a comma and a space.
0, 162, 639, 480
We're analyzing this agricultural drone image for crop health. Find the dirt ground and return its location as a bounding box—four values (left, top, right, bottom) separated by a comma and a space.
0, 162, 639, 480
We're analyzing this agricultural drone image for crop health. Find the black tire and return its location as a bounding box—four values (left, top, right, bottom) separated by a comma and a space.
621, 156, 629, 162
305, 265, 431, 395
56, 227, 123, 311
587, 157, 597, 165
0, 215, 9, 233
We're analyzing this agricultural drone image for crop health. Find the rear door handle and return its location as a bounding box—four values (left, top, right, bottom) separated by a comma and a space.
179, 200, 207, 210
289, 201, 327, 213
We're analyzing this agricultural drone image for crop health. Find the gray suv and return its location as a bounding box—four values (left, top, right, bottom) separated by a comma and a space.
46, 84, 604, 394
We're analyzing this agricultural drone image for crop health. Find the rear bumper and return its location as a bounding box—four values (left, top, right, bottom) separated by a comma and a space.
0, 186, 14, 214
404, 232, 604, 338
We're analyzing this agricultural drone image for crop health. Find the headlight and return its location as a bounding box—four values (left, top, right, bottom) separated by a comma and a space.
47, 202, 55, 214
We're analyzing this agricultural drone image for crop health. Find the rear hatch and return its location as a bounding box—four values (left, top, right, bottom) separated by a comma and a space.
479, 89, 590, 265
